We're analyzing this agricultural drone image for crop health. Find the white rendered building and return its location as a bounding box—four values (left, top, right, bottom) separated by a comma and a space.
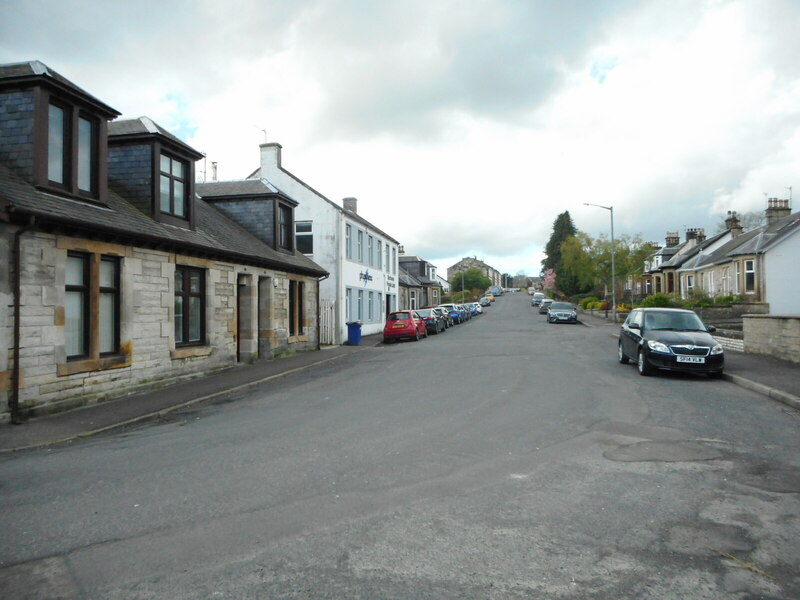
249, 143, 401, 343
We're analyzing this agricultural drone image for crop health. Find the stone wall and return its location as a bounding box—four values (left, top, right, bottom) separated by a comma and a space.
1, 229, 319, 420
743, 315, 800, 363
695, 303, 769, 331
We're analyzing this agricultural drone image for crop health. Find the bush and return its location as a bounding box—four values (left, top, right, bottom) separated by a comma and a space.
579, 296, 600, 309
640, 292, 679, 308
617, 303, 631, 312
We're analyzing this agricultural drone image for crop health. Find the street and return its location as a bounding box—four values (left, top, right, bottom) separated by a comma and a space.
1, 293, 799, 599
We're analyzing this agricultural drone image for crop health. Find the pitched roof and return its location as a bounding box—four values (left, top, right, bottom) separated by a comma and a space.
0, 60, 119, 118
0, 162, 327, 277
248, 163, 399, 244
109, 117, 203, 159
196, 179, 282, 197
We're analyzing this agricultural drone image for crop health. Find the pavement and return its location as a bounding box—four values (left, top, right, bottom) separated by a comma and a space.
1, 318, 798, 453
0, 334, 384, 453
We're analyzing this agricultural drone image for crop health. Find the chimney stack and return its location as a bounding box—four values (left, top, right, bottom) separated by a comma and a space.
725, 210, 743, 236
343, 197, 358, 214
259, 142, 282, 173
665, 232, 679, 247
211, 161, 218, 182
765, 197, 791, 226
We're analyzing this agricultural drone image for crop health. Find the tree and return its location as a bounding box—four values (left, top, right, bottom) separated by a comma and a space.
714, 210, 766, 233
542, 211, 577, 272
450, 267, 492, 293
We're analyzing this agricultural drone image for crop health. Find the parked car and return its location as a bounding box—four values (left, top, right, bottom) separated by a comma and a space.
383, 310, 427, 343
471, 302, 483, 314
416, 308, 446, 334
485, 294, 495, 302
479, 297, 491, 307
432, 306, 452, 328
467, 303, 479, 316
538, 298, 553, 314
438, 303, 462, 324
532, 292, 545, 306
456, 304, 470, 321
618, 308, 724, 377
547, 301, 577, 323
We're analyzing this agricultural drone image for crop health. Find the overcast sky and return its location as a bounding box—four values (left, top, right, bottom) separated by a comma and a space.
2, 0, 799, 276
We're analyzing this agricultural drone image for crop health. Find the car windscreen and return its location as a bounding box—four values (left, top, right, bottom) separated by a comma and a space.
388, 312, 412, 321
416, 309, 432, 317
550, 302, 572, 310
644, 311, 705, 331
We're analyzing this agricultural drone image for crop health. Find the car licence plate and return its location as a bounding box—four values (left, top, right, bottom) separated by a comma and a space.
677, 356, 705, 363
393, 323, 404, 328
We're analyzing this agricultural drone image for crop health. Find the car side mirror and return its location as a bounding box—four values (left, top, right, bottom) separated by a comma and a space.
628, 322, 641, 330
706, 325, 717, 333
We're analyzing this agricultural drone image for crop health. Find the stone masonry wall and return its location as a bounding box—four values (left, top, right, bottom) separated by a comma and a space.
743, 314, 800, 364
0, 90, 35, 181
1, 230, 319, 420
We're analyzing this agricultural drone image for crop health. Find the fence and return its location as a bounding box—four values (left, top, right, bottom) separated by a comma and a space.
319, 299, 336, 345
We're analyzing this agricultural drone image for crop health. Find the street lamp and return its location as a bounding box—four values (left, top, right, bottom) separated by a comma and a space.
584, 203, 616, 324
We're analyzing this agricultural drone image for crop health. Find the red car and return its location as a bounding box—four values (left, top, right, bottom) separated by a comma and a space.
383, 310, 428, 343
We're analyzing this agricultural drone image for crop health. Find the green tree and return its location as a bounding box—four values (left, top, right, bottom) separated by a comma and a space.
450, 267, 492, 294
542, 211, 577, 272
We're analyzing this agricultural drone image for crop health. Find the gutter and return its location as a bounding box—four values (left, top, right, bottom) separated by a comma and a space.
11, 215, 36, 424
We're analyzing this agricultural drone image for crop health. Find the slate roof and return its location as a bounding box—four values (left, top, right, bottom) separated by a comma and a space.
0, 162, 327, 277
195, 178, 300, 209
109, 117, 202, 159
0, 60, 119, 117
660, 229, 729, 269
399, 265, 423, 287
248, 164, 399, 244
691, 211, 800, 268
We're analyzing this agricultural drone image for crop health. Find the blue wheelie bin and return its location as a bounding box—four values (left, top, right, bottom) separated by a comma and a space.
346, 321, 362, 345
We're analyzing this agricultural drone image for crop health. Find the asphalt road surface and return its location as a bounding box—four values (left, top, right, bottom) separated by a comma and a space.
2, 293, 799, 599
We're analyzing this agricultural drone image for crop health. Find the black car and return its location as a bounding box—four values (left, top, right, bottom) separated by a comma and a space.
416, 308, 446, 334
618, 308, 724, 377
547, 301, 576, 323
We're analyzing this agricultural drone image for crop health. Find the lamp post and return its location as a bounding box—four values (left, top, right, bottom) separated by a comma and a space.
584, 203, 616, 324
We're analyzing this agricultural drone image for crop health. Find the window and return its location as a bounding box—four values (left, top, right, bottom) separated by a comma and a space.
175, 266, 205, 346
65, 252, 120, 361
734, 261, 741, 294
66, 253, 89, 358
288, 280, 304, 336
296, 221, 313, 254
384, 244, 389, 271
346, 288, 352, 322
368, 236, 374, 266
357, 290, 364, 321
77, 117, 95, 193
278, 204, 293, 250
392, 247, 396, 274
686, 274, 694, 293
99, 257, 120, 354
160, 153, 188, 217
377, 241, 382, 269
48, 104, 66, 184
345, 224, 352, 259
410, 289, 417, 310
357, 230, 364, 262
745, 260, 755, 293
368, 291, 374, 321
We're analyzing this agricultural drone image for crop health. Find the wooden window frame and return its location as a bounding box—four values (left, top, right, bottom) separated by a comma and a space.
159, 152, 189, 219
99, 256, 121, 356
288, 280, 305, 338
276, 202, 293, 251
65, 251, 90, 359
175, 266, 206, 347
37, 92, 105, 203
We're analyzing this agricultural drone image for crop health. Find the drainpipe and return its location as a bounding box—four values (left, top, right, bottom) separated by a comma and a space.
11, 216, 36, 424
316, 273, 329, 350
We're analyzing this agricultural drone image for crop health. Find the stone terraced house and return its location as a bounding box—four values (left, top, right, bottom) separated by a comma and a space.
0, 61, 327, 423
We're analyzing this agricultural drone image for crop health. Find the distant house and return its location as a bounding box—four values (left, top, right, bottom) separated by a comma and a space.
248, 143, 401, 344
682, 200, 799, 314
398, 265, 424, 311
447, 256, 502, 287
0, 62, 326, 422
399, 255, 442, 308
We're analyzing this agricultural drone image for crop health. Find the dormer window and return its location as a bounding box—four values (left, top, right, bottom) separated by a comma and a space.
159, 153, 187, 217
45, 101, 100, 197
278, 203, 293, 250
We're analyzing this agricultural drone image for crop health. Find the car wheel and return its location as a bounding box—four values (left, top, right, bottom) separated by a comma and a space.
383, 338, 391, 344
618, 341, 629, 364
637, 350, 652, 376
414, 330, 420, 341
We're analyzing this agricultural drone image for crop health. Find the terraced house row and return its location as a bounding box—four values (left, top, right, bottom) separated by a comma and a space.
0, 61, 408, 423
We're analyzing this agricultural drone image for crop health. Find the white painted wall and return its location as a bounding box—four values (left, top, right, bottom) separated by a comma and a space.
764, 229, 800, 315
256, 143, 400, 343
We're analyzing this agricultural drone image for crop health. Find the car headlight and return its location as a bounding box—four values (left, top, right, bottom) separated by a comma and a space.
710, 344, 724, 355
647, 340, 671, 353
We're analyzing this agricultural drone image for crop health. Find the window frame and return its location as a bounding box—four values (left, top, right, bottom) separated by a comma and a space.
744, 259, 755, 293
345, 224, 352, 259
357, 230, 364, 262
65, 251, 90, 359
98, 256, 121, 356
159, 152, 189, 219
277, 202, 293, 251
295, 221, 313, 254
174, 265, 206, 347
